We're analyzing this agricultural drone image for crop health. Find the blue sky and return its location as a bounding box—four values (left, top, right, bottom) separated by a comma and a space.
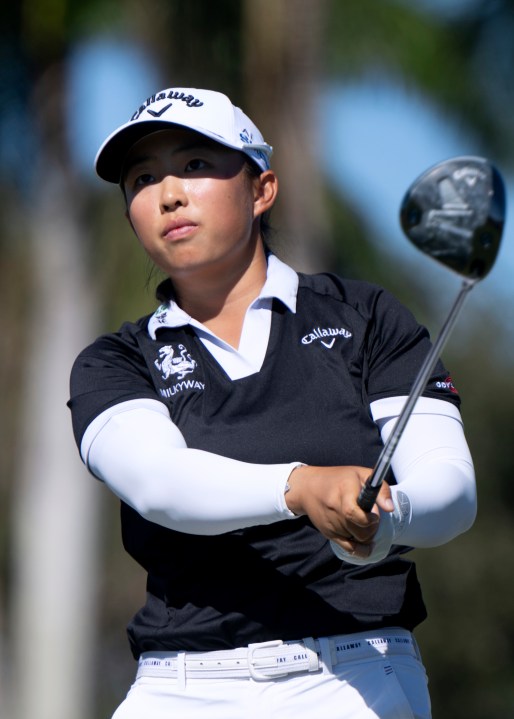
398, 0, 484, 18
318, 80, 514, 302
67, 38, 163, 171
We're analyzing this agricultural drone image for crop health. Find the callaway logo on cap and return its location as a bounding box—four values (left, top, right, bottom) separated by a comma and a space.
95, 87, 273, 183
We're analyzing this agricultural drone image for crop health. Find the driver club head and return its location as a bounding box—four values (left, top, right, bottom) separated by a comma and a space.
400, 156, 505, 280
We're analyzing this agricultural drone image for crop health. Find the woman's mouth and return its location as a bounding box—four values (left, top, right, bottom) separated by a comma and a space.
162, 218, 198, 241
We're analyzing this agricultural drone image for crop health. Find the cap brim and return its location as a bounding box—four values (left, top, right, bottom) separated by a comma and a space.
95, 120, 181, 183
95, 118, 273, 183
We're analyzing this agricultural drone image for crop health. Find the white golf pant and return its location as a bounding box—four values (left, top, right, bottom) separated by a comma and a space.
112, 629, 431, 719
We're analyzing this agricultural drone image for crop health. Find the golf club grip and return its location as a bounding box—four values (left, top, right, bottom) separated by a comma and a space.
358, 479, 380, 512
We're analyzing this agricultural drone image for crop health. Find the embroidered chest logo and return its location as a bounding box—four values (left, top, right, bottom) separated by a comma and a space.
155, 344, 197, 380
301, 326, 352, 349
154, 344, 205, 398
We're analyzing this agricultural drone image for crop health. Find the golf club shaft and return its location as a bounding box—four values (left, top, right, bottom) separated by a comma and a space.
357, 277, 477, 512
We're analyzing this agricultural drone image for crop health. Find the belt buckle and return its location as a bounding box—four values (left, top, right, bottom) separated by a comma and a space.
247, 639, 286, 681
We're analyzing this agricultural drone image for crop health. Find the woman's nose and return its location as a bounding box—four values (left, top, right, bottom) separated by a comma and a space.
159, 175, 186, 212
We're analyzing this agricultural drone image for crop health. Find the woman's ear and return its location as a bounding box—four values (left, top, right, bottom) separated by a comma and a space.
253, 170, 278, 220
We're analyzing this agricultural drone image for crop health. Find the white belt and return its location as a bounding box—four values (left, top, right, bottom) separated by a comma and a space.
136, 628, 420, 681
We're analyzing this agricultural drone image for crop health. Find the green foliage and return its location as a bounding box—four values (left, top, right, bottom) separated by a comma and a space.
86, 189, 160, 331
326, 0, 514, 162
405, 302, 514, 718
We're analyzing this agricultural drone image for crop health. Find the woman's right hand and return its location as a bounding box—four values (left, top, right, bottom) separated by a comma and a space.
285, 465, 395, 559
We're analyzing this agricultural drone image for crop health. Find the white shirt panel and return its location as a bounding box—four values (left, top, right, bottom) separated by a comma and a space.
147, 254, 299, 380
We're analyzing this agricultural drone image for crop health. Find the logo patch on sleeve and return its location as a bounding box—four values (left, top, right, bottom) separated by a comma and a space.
435, 376, 459, 394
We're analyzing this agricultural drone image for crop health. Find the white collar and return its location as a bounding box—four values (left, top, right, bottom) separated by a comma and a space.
148, 254, 299, 339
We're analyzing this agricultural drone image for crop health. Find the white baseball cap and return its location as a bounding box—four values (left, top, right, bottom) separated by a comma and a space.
95, 87, 273, 183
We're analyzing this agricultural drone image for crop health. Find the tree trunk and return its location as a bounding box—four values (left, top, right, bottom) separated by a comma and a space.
9, 67, 101, 719
242, 0, 333, 272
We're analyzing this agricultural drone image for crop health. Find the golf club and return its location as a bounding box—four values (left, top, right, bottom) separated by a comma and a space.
357, 155, 505, 512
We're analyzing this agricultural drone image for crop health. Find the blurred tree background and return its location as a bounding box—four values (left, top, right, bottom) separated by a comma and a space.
1, 0, 513, 717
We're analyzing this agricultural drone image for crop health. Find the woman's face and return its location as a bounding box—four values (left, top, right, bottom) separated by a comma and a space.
122, 128, 276, 284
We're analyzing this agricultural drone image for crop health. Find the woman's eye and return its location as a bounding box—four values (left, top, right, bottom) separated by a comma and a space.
185, 158, 207, 172
134, 173, 155, 186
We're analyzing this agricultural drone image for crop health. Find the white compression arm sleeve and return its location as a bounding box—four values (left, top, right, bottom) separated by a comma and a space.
81, 399, 298, 535
375, 396, 477, 546
333, 397, 477, 565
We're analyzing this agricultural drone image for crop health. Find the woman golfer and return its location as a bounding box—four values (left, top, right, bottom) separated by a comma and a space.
68, 87, 476, 718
